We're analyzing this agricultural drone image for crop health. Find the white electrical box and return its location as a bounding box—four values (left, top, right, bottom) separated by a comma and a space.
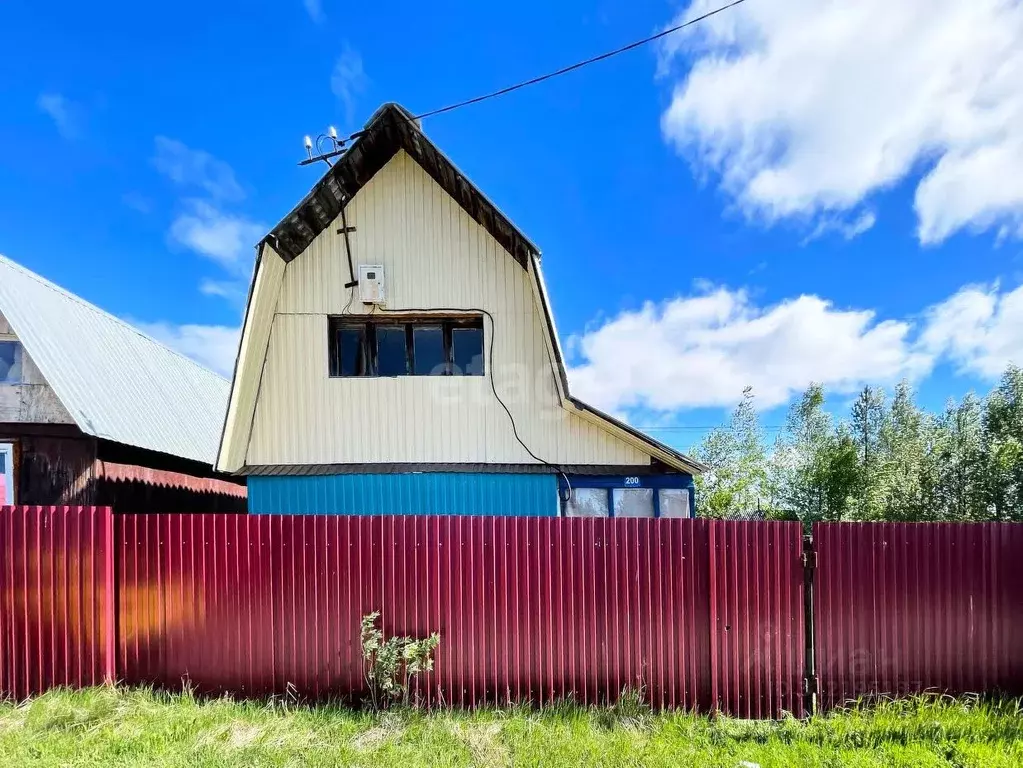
358, 265, 385, 304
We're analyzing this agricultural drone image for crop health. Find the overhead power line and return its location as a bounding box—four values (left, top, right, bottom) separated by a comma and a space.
304, 0, 751, 160
411, 0, 751, 122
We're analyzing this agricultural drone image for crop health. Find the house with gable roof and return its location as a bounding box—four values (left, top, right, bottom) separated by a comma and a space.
218, 104, 703, 517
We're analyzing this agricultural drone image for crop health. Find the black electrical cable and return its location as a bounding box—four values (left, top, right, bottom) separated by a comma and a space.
411, 0, 750, 122
309, 0, 750, 158
371, 306, 573, 500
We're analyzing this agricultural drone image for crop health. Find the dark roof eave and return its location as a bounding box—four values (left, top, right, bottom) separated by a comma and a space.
263, 103, 539, 268
568, 396, 708, 475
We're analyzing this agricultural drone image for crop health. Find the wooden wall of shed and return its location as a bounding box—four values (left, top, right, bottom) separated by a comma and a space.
1, 427, 246, 513
7, 430, 99, 506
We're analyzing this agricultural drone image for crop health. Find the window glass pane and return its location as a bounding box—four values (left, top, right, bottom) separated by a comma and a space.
451, 326, 484, 375
613, 488, 654, 518
336, 327, 368, 376
564, 487, 609, 518
376, 326, 408, 376
0, 341, 22, 384
413, 326, 446, 375
658, 489, 691, 519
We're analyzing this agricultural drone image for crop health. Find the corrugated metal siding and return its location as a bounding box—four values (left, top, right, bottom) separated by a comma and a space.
217, 248, 285, 472
710, 522, 805, 718
246, 151, 651, 468
0, 506, 114, 700
116, 513, 277, 696
8, 508, 1023, 718
247, 473, 558, 516
0, 254, 229, 465
814, 522, 1023, 709
113, 514, 803, 716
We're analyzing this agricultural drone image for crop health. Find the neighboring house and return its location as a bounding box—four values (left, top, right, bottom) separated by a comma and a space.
218, 103, 704, 517
0, 254, 246, 512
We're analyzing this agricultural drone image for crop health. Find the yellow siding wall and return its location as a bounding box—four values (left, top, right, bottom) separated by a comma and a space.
246, 151, 650, 467
217, 248, 285, 472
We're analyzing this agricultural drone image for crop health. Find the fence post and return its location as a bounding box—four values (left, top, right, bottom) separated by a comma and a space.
707, 521, 719, 713
102, 507, 117, 685
802, 530, 818, 716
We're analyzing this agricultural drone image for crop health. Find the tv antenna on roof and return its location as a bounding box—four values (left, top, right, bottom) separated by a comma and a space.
301, 126, 346, 167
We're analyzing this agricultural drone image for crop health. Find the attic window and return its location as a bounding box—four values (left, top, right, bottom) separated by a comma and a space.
329, 317, 484, 378
0, 341, 22, 384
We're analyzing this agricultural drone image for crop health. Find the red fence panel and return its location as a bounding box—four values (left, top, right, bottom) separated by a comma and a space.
0, 506, 114, 700
116, 514, 276, 697
814, 522, 1023, 710
3, 509, 809, 716
710, 522, 806, 718
112, 515, 805, 717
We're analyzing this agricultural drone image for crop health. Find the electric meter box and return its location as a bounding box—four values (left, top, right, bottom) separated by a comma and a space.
358, 265, 385, 304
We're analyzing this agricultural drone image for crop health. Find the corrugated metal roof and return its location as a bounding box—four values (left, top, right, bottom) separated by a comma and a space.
0, 253, 230, 465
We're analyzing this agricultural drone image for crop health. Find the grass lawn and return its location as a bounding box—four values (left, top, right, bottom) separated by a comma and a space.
1, 687, 1021, 767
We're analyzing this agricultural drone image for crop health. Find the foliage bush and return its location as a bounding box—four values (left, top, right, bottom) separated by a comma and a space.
360, 612, 439, 710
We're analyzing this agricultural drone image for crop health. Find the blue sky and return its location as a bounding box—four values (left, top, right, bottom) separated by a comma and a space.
2, 0, 1022, 452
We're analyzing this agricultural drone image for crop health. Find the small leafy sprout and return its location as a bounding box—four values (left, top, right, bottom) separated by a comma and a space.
361, 612, 440, 710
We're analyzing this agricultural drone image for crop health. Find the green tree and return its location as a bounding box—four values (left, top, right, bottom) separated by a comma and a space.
933, 393, 986, 521
872, 381, 940, 521
699, 364, 1023, 523
693, 387, 769, 518
850, 386, 886, 518
774, 384, 858, 522
980, 365, 1023, 521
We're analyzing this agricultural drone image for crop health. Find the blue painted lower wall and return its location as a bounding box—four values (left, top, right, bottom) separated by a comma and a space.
248, 473, 559, 516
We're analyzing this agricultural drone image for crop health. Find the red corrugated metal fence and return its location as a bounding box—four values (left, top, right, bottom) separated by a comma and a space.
0, 509, 806, 717
0, 506, 115, 700
710, 522, 805, 719
813, 522, 1023, 709
115, 515, 805, 717
5, 508, 1022, 716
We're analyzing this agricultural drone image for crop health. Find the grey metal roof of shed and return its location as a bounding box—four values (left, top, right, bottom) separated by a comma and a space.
0, 253, 230, 465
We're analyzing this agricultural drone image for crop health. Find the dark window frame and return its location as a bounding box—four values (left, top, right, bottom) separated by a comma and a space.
328, 316, 484, 378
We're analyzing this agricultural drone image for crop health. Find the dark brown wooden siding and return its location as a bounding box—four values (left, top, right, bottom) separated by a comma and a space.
1, 425, 245, 513
1, 427, 98, 506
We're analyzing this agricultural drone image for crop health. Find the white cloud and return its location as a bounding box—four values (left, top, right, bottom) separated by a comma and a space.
921, 283, 1023, 378
660, 0, 1023, 243
304, 0, 325, 23
37, 93, 79, 139
134, 321, 240, 377
567, 286, 933, 413
168, 200, 264, 273
803, 211, 877, 244
199, 277, 248, 304
153, 137, 244, 201
331, 44, 367, 123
